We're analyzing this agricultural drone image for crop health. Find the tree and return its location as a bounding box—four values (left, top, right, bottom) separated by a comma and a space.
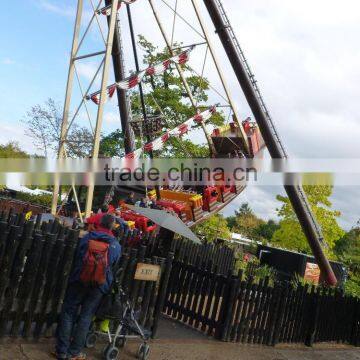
99, 130, 125, 158
334, 224, 360, 297
102, 36, 225, 158
254, 219, 280, 242
226, 215, 237, 230
194, 214, 231, 242
272, 185, 345, 255
66, 124, 94, 158
227, 203, 265, 240
22, 98, 93, 157
0, 142, 28, 191
335, 225, 360, 273
99, 130, 145, 158
0, 142, 28, 158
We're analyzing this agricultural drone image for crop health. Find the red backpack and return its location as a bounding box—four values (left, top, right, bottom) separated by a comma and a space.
80, 240, 110, 286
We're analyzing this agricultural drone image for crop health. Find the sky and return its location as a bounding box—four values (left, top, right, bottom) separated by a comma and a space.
0, 0, 359, 229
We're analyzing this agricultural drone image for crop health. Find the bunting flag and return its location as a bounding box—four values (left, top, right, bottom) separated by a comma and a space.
87, 47, 194, 105
124, 106, 217, 159
89, 84, 117, 105
124, 148, 143, 159
97, 0, 137, 16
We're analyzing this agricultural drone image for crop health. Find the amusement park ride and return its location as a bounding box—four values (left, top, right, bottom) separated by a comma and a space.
50, 0, 337, 285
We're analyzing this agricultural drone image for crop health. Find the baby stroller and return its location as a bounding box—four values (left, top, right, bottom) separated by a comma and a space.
84, 284, 151, 360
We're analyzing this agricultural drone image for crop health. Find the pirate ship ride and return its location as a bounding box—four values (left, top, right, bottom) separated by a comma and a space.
52, 0, 337, 285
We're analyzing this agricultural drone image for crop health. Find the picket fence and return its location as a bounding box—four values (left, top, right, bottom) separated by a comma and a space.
164, 259, 360, 346
0, 207, 358, 347
0, 211, 173, 338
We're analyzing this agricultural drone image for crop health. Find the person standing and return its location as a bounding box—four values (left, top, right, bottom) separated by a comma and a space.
124, 192, 136, 205
86, 204, 109, 232
54, 214, 121, 360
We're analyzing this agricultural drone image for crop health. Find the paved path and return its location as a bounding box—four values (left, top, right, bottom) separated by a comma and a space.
0, 318, 359, 360
0, 339, 359, 360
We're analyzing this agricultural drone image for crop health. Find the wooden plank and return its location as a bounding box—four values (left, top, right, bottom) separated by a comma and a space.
44, 229, 79, 335
10, 232, 45, 337
33, 228, 66, 337
201, 263, 218, 333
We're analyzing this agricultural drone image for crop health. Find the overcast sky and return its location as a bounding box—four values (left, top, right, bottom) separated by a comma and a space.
0, 0, 359, 229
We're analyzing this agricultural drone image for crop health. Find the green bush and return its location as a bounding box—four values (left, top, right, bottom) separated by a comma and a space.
344, 276, 360, 298
15, 192, 52, 208
235, 257, 276, 285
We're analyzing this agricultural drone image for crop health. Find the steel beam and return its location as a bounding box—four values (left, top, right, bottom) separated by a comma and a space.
85, 0, 120, 217
191, 0, 249, 153
203, 0, 337, 285
51, 0, 84, 215
105, 0, 136, 154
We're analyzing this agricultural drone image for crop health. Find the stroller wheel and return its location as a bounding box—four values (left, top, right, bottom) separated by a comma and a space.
85, 332, 97, 348
137, 343, 150, 360
103, 344, 119, 360
115, 336, 127, 348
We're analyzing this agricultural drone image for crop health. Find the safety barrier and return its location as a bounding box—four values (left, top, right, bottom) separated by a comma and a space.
0, 211, 173, 339
163, 255, 360, 346
0, 197, 49, 215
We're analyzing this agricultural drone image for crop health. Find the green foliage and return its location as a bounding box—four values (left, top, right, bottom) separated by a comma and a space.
271, 186, 345, 255
194, 214, 231, 242
227, 203, 265, 240
0, 143, 29, 191
236, 257, 276, 285
99, 130, 125, 157
335, 224, 360, 297
334, 226, 360, 268
22, 98, 93, 157
252, 265, 277, 285
226, 203, 280, 243
254, 219, 280, 242
291, 273, 317, 289
0, 142, 29, 158
162, 138, 210, 158
14, 192, 53, 208
226, 215, 237, 230
344, 278, 360, 298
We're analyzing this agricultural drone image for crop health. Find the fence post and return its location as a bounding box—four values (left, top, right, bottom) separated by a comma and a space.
214, 270, 232, 340
10, 232, 45, 337
305, 286, 321, 347
0, 221, 9, 267
270, 283, 289, 346
221, 275, 240, 341
44, 229, 79, 334
355, 297, 360, 347
151, 249, 174, 338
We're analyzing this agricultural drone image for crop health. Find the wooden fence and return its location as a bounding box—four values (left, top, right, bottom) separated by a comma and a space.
163, 259, 360, 346
0, 196, 49, 215
171, 238, 235, 276
0, 208, 358, 346
0, 211, 174, 339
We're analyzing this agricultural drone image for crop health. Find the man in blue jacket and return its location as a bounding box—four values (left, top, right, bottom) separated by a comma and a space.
55, 214, 121, 360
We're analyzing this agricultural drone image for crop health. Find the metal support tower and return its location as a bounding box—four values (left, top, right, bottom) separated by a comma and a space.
105, 0, 136, 154
190, 0, 249, 153
51, 0, 84, 215
51, 0, 121, 217
204, 0, 337, 285
85, 0, 120, 217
